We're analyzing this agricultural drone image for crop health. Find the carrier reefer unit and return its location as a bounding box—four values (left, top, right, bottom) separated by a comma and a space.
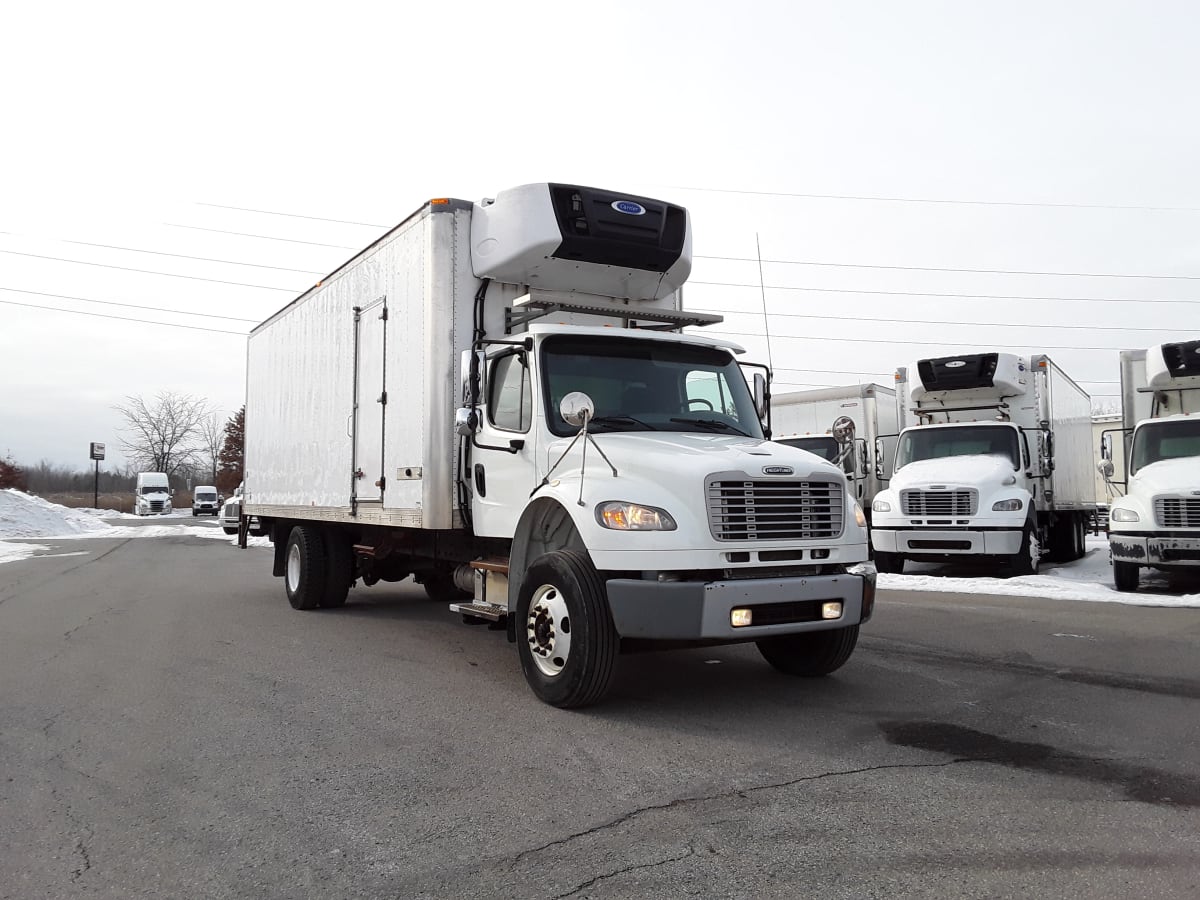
771, 384, 898, 513
1103, 340, 1200, 591
871, 352, 1096, 575
241, 183, 875, 707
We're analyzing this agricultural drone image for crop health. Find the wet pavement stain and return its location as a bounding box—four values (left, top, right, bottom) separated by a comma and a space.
882, 721, 1200, 808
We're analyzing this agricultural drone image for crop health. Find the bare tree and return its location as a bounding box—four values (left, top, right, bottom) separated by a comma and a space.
197, 413, 225, 485
114, 392, 212, 479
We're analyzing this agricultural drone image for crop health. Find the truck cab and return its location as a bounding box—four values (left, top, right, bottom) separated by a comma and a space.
134, 472, 172, 516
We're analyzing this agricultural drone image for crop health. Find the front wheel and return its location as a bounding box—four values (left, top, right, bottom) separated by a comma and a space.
1113, 560, 1140, 593
1007, 524, 1040, 577
222, 525, 237, 535
874, 551, 904, 575
516, 550, 618, 709
757, 625, 860, 676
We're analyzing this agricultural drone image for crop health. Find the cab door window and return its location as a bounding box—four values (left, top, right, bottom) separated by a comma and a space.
488, 352, 532, 432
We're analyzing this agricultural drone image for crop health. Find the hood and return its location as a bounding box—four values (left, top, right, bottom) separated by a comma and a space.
890, 454, 1018, 490
1129, 456, 1200, 495
547, 431, 843, 481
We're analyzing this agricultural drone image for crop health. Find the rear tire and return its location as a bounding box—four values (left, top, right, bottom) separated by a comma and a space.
284, 526, 327, 611
516, 550, 618, 708
874, 551, 904, 575
1113, 560, 1140, 592
320, 529, 354, 608
419, 568, 470, 603
757, 625, 859, 676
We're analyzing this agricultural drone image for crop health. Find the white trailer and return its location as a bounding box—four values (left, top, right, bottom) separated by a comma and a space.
1103, 340, 1200, 591
871, 352, 1096, 575
241, 183, 875, 707
770, 383, 898, 513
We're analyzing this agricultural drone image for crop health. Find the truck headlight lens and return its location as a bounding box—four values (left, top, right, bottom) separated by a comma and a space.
872, 499, 891, 513
853, 502, 867, 527
596, 502, 677, 531
992, 499, 1023, 511
1110, 507, 1140, 523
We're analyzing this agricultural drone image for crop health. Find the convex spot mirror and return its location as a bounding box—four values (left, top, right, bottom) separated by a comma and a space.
832, 415, 856, 445
455, 407, 479, 436
1097, 459, 1115, 479
560, 392, 595, 428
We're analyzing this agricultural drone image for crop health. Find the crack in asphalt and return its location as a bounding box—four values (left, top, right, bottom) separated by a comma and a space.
70, 833, 92, 883
509, 759, 974, 867
551, 845, 696, 900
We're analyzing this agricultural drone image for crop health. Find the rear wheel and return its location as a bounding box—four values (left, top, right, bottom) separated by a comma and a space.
1113, 560, 1140, 592
757, 625, 859, 676
284, 526, 327, 611
516, 550, 618, 708
419, 567, 470, 603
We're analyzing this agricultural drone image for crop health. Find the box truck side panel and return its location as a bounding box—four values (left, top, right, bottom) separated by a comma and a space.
1045, 360, 1095, 509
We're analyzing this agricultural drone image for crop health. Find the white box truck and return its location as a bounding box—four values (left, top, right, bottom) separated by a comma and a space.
240, 183, 875, 707
871, 352, 1096, 575
1102, 340, 1200, 591
771, 384, 899, 513
134, 472, 172, 516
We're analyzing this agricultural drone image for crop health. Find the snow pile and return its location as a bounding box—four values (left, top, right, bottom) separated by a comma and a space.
0, 489, 119, 539
881, 538, 1200, 608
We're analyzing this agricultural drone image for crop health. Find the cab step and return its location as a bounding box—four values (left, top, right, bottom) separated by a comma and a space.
449, 601, 507, 623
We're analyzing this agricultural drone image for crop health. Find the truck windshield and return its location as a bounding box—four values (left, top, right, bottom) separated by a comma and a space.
140, 486, 166, 494
1130, 418, 1200, 474
895, 424, 1019, 471
541, 335, 764, 439
196, 492, 217, 501
775, 436, 839, 462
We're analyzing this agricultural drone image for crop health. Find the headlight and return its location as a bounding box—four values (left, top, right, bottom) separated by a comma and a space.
1110, 507, 1140, 523
595, 501, 677, 531
872, 499, 891, 513
992, 498, 1023, 511
853, 502, 867, 528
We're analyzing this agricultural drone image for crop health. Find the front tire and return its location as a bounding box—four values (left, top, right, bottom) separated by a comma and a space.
284, 526, 327, 611
757, 625, 860, 676
516, 550, 618, 709
1113, 560, 1140, 592
1007, 523, 1040, 577
222, 525, 237, 535
874, 551, 904, 575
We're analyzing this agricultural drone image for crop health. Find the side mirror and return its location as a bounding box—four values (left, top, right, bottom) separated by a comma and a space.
1097, 459, 1115, 480
874, 438, 885, 481
752, 373, 767, 421
218, 495, 225, 504
560, 391, 595, 429
455, 406, 479, 437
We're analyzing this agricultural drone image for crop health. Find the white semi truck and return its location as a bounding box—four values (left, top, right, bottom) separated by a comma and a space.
771, 384, 898, 514
1102, 340, 1200, 592
133, 472, 172, 516
239, 183, 875, 707
871, 352, 1096, 575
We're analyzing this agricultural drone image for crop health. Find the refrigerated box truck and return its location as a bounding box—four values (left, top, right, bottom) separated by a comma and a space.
871, 352, 1096, 575
1102, 340, 1200, 591
240, 183, 875, 707
771, 384, 898, 512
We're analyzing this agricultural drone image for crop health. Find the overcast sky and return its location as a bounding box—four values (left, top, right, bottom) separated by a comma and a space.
2, 0, 1198, 469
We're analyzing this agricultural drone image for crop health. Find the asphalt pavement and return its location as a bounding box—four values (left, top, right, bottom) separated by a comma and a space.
1, 525, 1198, 899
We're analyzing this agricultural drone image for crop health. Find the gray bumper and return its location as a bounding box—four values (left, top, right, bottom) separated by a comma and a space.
605, 566, 874, 641
1110, 532, 1200, 566
872, 528, 1022, 556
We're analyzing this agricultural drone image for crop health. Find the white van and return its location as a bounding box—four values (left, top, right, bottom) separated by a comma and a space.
192, 485, 221, 517
134, 472, 172, 516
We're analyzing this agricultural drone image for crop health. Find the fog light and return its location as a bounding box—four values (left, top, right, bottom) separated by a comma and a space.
731, 608, 753, 627
821, 602, 843, 620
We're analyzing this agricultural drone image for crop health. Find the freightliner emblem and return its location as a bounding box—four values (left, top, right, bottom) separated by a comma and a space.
763, 466, 794, 475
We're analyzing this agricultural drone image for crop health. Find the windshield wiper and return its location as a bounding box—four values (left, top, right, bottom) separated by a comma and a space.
589, 414, 656, 431
669, 417, 752, 437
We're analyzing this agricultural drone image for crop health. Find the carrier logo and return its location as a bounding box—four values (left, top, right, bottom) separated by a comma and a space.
763, 466, 794, 475
945, 360, 966, 368
611, 200, 646, 216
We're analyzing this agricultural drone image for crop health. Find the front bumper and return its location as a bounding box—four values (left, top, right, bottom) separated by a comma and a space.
1110, 531, 1200, 566
872, 527, 1022, 556
605, 565, 874, 641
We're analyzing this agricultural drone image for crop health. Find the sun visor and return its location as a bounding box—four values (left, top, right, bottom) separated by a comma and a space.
470, 183, 691, 301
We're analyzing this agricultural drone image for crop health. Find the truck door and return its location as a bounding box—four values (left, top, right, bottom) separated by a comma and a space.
351, 298, 388, 508
471, 348, 538, 537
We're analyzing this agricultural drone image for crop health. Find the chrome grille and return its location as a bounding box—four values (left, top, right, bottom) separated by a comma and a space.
1155, 497, 1200, 528
149, 500, 165, 512
901, 489, 977, 517
707, 478, 844, 541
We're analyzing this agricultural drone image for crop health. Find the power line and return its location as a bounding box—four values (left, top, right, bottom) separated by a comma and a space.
695, 254, 1200, 282
164, 222, 359, 250
690, 279, 1200, 307
769, 365, 1118, 385
54, 238, 324, 274
693, 304, 1190, 334
702, 327, 1128, 353
671, 184, 1200, 213
0, 298, 248, 335
0, 286, 259, 323
195, 202, 388, 228
0, 249, 300, 292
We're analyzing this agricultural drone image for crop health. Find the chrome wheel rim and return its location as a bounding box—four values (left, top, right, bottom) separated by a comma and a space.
286, 543, 301, 593
526, 583, 572, 677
